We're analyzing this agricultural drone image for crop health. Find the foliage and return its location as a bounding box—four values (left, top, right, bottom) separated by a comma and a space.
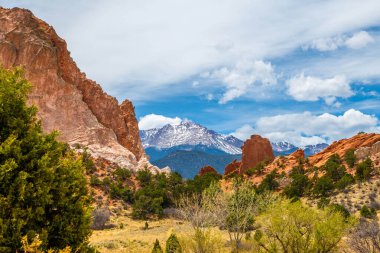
336, 173, 355, 189
313, 176, 334, 196
360, 205, 376, 218
82, 149, 96, 173
132, 170, 185, 219
323, 154, 347, 182
178, 229, 224, 253
256, 171, 279, 193
0, 67, 92, 252
165, 233, 182, 253
329, 204, 350, 220
184, 172, 222, 194
113, 167, 132, 182
152, 239, 163, 253
132, 194, 164, 219
253, 198, 355, 253
344, 149, 357, 168
356, 158, 374, 181
284, 166, 310, 198
226, 180, 258, 250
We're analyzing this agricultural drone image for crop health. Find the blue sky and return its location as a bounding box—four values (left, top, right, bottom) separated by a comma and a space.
1, 0, 380, 146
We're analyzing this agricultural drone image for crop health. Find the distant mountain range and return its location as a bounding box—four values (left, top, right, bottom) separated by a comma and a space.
140, 120, 243, 154
140, 121, 328, 178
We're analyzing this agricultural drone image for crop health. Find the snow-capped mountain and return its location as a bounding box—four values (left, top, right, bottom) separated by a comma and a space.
271, 141, 298, 154
140, 120, 244, 154
303, 143, 329, 156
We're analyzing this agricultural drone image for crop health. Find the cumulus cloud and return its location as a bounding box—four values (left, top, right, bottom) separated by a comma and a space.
230, 124, 255, 141
286, 74, 353, 105
306, 31, 375, 52
231, 109, 380, 146
345, 31, 375, 49
3, 1, 380, 101
138, 114, 182, 130
204, 60, 277, 104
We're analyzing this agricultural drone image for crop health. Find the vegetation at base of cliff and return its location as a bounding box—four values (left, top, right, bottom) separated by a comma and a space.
0, 67, 93, 252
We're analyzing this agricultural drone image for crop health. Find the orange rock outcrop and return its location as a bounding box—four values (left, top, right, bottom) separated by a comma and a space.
198, 166, 218, 176
224, 160, 242, 175
240, 135, 274, 173
0, 7, 157, 171
309, 133, 380, 167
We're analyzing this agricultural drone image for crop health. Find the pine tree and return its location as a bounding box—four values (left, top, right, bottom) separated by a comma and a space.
165, 233, 182, 253
152, 239, 163, 253
0, 67, 92, 252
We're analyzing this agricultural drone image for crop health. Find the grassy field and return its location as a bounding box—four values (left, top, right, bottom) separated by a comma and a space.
89, 211, 233, 253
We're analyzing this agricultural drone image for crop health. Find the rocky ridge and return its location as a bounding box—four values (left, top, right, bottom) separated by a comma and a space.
0, 7, 161, 172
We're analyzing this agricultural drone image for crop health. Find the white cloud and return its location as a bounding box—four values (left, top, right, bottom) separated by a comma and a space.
232, 109, 380, 146
204, 60, 277, 104
230, 124, 255, 141
3, 1, 380, 101
138, 114, 182, 130
305, 31, 375, 52
345, 31, 374, 49
307, 36, 345, 51
286, 74, 353, 105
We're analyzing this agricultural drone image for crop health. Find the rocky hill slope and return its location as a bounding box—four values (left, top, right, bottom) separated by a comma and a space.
0, 7, 159, 171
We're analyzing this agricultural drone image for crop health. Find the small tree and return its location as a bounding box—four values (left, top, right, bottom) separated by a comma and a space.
166, 233, 182, 253
360, 205, 376, 218
152, 239, 163, 253
0, 67, 92, 251
253, 198, 354, 252
356, 158, 373, 181
313, 176, 334, 196
344, 149, 357, 168
226, 180, 258, 250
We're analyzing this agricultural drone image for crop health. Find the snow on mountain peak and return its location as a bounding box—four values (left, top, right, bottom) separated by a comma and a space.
140, 121, 243, 154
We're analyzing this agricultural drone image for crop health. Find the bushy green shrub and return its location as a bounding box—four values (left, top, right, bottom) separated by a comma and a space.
360, 205, 376, 218
356, 158, 373, 181
152, 239, 163, 253
336, 173, 355, 189
344, 149, 357, 168
284, 173, 310, 198
313, 176, 334, 196
0, 67, 91, 251
257, 171, 279, 193
165, 233, 182, 253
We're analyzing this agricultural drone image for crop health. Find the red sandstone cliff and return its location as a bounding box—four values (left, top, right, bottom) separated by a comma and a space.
0, 7, 156, 171
224, 135, 274, 175
241, 135, 274, 172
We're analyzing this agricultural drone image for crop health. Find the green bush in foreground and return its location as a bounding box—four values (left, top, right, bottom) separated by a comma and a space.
165, 233, 182, 253
152, 239, 163, 253
0, 67, 92, 252
253, 199, 355, 252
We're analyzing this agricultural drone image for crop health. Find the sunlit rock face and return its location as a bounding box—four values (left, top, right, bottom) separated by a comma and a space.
0, 7, 164, 172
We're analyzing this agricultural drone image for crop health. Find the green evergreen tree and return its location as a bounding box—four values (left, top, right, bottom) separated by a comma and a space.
344, 149, 357, 168
356, 158, 373, 181
0, 67, 92, 251
165, 233, 182, 253
152, 239, 163, 253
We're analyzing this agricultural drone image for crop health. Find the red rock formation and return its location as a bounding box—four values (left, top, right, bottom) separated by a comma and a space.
290, 149, 305, 159
198, 166, 218, 176
224, 160, 241, 175
0, 7, 150, 170
309, 133, 380, 167
240, 135, 274, 173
